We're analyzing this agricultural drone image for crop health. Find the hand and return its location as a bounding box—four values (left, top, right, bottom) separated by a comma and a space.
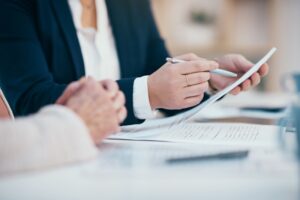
210, 54, 269, 95
57, 78, 127, 124
100, 79, 127, 123
57, 78, 124, 144
148, 53, 218, 110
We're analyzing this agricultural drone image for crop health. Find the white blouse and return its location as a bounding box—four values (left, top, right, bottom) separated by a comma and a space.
68, 0, 156, 119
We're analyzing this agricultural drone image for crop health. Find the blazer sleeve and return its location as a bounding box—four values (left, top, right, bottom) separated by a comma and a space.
117, 0, 170, 125
0, 1, 67, 116
0, 105, 98, 176
118, 0, 211, 124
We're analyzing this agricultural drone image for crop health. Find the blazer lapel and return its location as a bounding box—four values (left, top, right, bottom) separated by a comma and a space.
51, 0, 85, 78
105, 0, 136, 78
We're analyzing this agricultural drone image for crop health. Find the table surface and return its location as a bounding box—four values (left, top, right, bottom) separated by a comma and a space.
0, 137, 298, 200
0, 93, 299, 200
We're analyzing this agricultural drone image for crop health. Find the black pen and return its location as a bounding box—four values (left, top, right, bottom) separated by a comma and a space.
166, 150, 249, 165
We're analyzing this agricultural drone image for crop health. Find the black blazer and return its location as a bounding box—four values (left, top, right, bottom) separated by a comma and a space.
0, 0, 208, 125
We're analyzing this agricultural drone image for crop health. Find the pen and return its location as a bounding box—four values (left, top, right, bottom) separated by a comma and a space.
166, 150, 249, 165
166, 57, 238, 78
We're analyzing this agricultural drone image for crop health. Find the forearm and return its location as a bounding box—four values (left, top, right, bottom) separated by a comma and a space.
0, 1, 69, 116
18, 83, 67, 116
0, 37, 69, 116
0, 105, 97, 176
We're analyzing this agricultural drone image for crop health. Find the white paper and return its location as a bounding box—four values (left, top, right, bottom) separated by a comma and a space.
122, 48, 277, 131
111, 123, 281, 147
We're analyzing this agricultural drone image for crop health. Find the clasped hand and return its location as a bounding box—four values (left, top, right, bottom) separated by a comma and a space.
56, 77, 127, 144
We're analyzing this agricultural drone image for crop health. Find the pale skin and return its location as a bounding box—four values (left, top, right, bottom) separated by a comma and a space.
77, 0, 270, 112
80, 0, 97, 29
56, 78, 127, 144
148, 54, 218, 110
148, 53, 269, 110
211, 54, 269, 95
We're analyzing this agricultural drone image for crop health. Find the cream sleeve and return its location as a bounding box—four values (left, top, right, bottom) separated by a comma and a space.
0, 105, 98, 176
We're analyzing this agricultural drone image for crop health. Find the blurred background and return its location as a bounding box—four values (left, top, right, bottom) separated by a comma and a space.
151, 0, 300, 92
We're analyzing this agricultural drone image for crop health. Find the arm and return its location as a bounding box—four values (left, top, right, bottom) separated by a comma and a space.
117, 0, 213, 125
0, 1, 67, 116
134, 0, 209, 116
0, 105, 97, 176
115, 0, 165, 125
144, 0, 212, 116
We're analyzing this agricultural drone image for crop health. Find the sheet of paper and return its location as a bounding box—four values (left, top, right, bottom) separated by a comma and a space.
111, 123, 282, 147
122, 48, 277, 131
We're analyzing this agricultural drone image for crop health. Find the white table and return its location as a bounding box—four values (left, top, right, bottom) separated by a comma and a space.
0, 140, 299, 200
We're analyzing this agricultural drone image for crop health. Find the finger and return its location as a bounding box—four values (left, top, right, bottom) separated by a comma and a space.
113, 92, 126, 110
184, 94, 204, 108
117, 107, 127, 123
250, 73, 261, 86
258, 63, 269, 77
177, 60, 219, 75
184, 82, 209, 98
81, 76, 96, 86
56, 81, 81, 105
241, 79, 252, 91
230, 87, 241, 95
174, 53, 203, 61
184, 72, 210, 86
80, 78, 103, 94
101, 80, 119, 98
78, 76, 88, 83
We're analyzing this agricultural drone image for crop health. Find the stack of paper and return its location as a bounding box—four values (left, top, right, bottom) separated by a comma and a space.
111, 123, 282, 148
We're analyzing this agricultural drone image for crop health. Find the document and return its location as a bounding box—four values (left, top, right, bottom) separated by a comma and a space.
122, 48, 277, 131
110, 123, 281, 147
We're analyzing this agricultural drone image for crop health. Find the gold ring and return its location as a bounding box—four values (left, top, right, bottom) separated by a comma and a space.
185, 75, 190, 87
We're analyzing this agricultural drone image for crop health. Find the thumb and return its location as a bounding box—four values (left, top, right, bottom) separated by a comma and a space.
235, 55, 254, 72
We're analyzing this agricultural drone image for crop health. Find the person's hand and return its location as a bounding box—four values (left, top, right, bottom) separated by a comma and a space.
57, 78, 127, 124
56, 78, 125, 144
56, 80, 82, 105
210, 54, 269, 95
100, 79, 127, 123
148, 54, 218, 110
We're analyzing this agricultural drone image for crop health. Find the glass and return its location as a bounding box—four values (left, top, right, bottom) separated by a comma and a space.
281, 73, 300, 160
